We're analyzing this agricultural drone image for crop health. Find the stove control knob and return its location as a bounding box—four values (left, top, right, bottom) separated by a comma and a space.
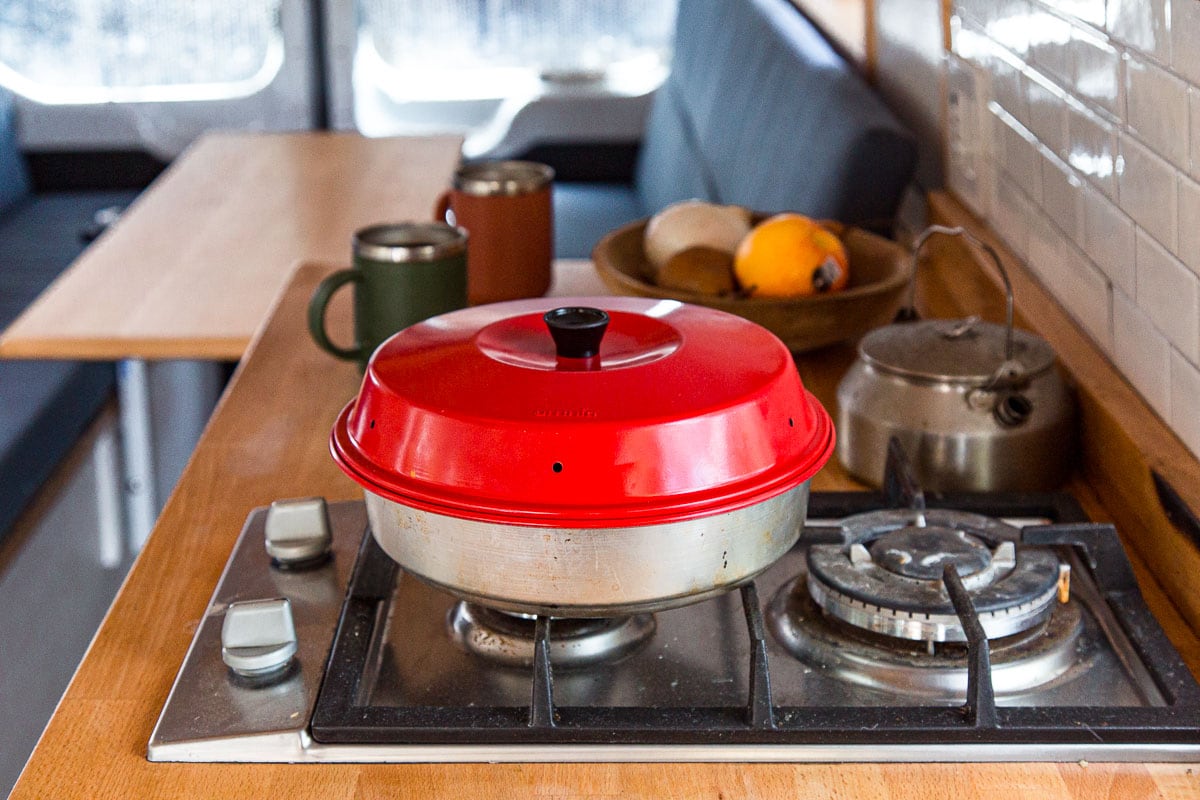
264, 497, 332, 567
221, 598, 298, 679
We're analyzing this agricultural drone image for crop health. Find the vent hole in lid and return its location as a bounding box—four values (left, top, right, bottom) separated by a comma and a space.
788, 417, 794, 427
369, 420, 376, 429
552, 462, 564, 473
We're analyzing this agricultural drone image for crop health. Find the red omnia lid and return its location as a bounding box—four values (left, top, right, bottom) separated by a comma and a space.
331, 297, 834, 527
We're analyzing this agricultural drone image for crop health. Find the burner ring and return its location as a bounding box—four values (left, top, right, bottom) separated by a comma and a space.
768, 576, 1091, 700
805, 509, 1062, 642
448, 602, 656, 669
805, 570, 1061, 642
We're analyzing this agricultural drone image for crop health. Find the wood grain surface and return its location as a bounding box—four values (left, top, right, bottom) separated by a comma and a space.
0, 132, 463, 361
11, 259, 1199, 798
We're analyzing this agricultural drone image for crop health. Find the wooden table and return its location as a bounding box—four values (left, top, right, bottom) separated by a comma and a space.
0, 131, 464, 361
0, 131, 464, 545
10, 260, 1198, 799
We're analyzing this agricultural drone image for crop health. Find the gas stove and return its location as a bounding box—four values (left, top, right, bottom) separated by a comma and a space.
149, 447, 1200, 762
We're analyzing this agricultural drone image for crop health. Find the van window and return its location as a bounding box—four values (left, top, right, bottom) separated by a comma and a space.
0, 2, 283, 103
358, 0, 676, 103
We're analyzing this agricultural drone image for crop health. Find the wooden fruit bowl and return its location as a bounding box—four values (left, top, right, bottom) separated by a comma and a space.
592, 219, 910, 352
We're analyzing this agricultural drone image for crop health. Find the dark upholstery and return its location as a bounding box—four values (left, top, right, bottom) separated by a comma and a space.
552, 183, 642, 264
0, 89, 135, 538
0, 360, 115, 537
0, 191, 137, 297
553, 0, 917, 258
0, 91, 29, 215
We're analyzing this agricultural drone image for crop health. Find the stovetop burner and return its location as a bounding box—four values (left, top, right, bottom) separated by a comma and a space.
449, 603, 656, 669
769, 566, 1088, 699
803, 509, 1063, 642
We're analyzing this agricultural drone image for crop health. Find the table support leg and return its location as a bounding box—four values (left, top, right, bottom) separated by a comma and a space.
117, 359, 157, 551
93, 406, 124, 569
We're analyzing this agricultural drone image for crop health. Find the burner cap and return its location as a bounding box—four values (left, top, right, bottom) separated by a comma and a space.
805, 509, 1062, 642
869, 526, 992, 581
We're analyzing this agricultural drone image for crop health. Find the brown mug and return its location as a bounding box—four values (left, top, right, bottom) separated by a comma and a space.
435, 160, 554, 305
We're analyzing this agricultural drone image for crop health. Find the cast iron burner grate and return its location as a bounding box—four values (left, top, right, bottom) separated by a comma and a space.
309, 442, 1200, 748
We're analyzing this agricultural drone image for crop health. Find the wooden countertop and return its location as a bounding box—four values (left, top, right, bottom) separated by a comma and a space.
11, 255, 1200, 797
0, 131, 463, 362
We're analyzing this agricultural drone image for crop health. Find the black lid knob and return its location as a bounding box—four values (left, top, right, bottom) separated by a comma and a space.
543, 307, 609, 359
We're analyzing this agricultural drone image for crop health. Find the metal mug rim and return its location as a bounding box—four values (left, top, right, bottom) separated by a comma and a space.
354, 222, 468, 264
452, 160, 555, 197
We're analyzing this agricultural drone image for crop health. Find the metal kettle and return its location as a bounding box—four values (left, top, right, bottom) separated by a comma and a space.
836, 226, 1077, 491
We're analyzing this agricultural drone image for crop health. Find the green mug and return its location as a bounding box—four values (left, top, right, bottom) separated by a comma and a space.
308, 222, 468, 368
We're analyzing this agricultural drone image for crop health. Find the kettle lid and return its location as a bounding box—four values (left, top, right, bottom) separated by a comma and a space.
859, 318, 1057, 384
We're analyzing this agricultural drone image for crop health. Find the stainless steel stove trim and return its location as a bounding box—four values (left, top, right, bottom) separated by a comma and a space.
149, 503, 365, 760
150, 500, 1200, 765
150, 736, 1200, 763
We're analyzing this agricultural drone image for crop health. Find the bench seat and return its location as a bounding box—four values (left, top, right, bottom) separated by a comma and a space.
553, 0, 917, 259
0, 88, 138, 537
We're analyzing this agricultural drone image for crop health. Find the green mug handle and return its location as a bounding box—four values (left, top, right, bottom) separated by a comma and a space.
308, 269, 365, 362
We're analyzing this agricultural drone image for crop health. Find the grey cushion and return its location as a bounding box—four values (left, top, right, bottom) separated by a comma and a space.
665, 0, 916, 227
553, 182, 644, 259
552, 0, 917, 253
633, 80, 717, 214
0, 89, 30, 215
0, 191, 138, 291
0, 360, 114, 538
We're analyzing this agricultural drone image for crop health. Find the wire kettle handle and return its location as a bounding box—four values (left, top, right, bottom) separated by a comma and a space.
903, 225, 1015, 361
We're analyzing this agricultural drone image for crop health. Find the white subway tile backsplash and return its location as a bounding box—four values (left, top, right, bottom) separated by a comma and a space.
1082, 184, 1137, 294
990, 53, 1030, 123
952, 0, 985, 28
1027, 8, 1074, 84
1180, 174, 1200, 275
989, 0, 1034, 58
1071, 25, 1121, 116
1040, 148, 1083, 241
1172, 0, 1200, 85
1118, 134, 1179, 252
1113, 288, 1173, 420
1025, 71, 1068, 156
1065, 246, 1114, 353
950, 9, 993, 68
993, 106, 1043, 201
1065, 101, 1118, 197
993, 175, 1035, 260
1170, 351, 1200, 457
1027, 205, 1071, 286
1108, 0, 1171, 64
1124, 54, 1190, 167
1135, 230, 1200, 362
1191, 89, 1200, 178
1027, 212, 1112, 353
1043, 0, 1104, 29
944, 0, 1200, 458
947, 56, 991, 217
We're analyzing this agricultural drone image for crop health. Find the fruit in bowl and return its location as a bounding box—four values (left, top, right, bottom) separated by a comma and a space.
596, 212, 909, 353
642, 200, 752, 280
734, 213, 849, 297
641, 202, 851, 299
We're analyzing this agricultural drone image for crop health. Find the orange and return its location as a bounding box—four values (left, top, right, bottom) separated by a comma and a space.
733, 213, 849, 297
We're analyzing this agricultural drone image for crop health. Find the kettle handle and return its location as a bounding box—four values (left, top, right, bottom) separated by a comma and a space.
902, 225, 1015, 362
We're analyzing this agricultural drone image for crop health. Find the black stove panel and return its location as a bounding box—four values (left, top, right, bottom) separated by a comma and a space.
309, 491, 1200, 748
